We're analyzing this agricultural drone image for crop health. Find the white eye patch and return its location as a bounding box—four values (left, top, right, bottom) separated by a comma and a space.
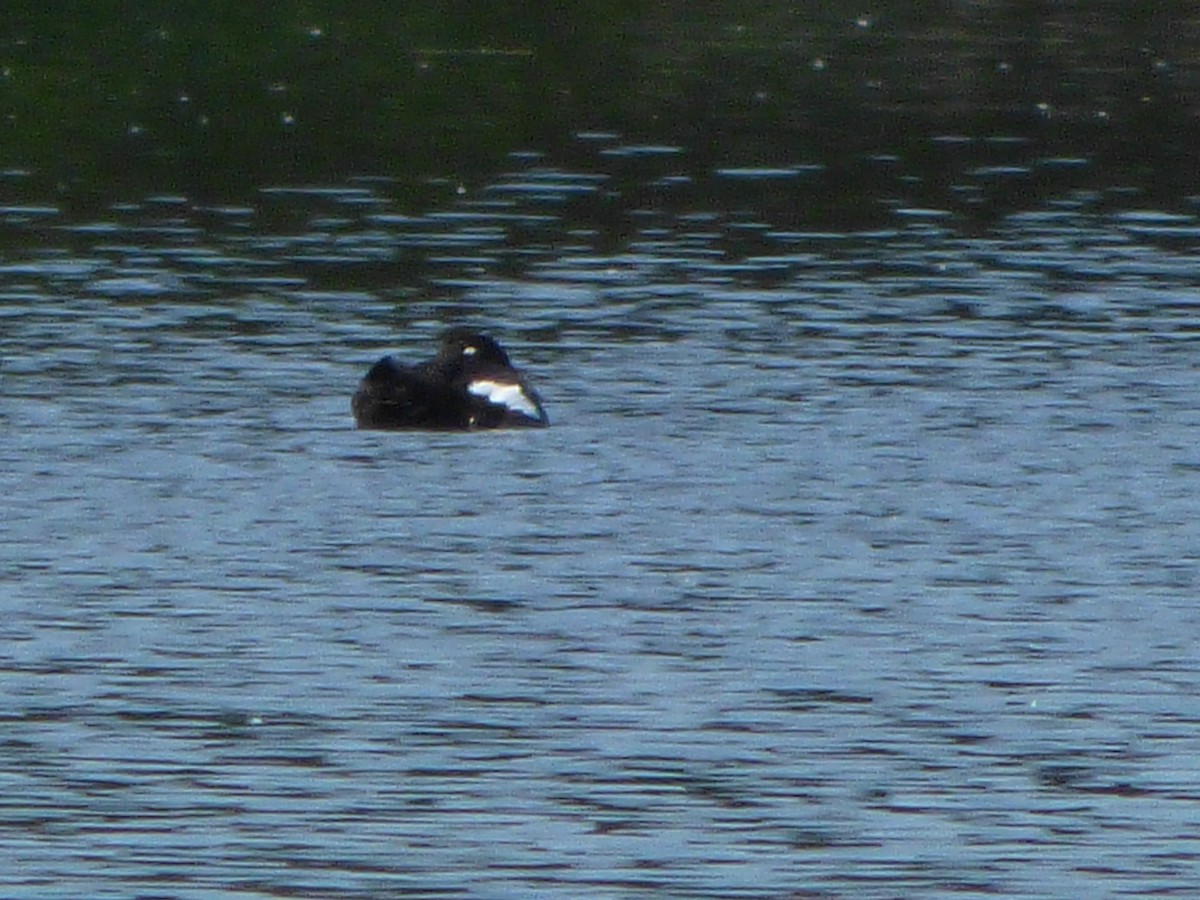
468, 379, 542, 419
462, 345, 478, 356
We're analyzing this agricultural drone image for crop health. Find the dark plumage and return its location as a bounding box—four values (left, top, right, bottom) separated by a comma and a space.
352, 328, 549, 430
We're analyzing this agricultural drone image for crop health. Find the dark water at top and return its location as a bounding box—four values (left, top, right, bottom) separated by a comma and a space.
5, 6, 1200, 899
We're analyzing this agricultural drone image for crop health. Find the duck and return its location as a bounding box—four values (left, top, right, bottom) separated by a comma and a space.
352, 328, 549, 430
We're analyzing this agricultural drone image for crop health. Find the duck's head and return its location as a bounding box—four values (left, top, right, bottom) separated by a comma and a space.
437, 328, 512, 367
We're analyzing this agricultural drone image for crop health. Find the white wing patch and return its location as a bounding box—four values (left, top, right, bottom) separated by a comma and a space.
468, 379, 542, 419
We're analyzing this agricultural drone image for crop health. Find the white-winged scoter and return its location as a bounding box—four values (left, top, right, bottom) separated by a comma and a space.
352, 328, 549, 430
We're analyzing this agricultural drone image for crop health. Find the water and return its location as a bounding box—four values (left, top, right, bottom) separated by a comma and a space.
3, 149, 1200, 899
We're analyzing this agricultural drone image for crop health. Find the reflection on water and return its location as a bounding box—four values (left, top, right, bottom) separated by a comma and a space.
3, 136, 1200, 899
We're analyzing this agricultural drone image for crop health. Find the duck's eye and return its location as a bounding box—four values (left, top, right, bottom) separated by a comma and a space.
463, 345, 477, 356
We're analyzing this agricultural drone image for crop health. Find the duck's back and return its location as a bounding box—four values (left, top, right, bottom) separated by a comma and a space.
352, 357, 463, 429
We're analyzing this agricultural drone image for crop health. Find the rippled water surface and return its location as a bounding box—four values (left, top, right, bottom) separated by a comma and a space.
4, 145, 1200, 899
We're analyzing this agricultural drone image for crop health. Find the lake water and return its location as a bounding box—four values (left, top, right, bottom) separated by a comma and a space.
3, 138, 1200, 899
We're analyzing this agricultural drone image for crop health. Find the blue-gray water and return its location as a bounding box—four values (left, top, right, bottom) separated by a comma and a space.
3, 155, 1200, 899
